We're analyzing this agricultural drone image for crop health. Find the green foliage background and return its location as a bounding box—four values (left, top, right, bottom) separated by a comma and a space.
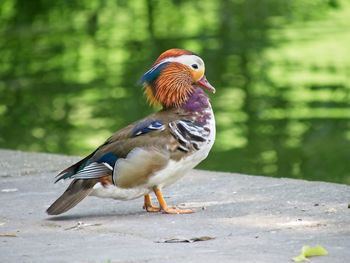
0, 0, 349, 184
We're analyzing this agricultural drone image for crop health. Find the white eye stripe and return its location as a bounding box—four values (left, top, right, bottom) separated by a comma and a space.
160, 55, 204, 69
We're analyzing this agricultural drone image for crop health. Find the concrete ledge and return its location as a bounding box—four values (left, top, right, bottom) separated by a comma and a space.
0, 149, 349, 263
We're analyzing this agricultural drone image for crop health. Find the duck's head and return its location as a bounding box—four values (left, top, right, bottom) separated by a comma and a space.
140, 48, 215, 108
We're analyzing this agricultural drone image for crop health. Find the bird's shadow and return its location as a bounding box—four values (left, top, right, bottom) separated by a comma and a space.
45, 209, 148, 221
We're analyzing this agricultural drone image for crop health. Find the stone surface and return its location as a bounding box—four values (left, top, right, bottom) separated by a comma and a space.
0, 149, 349, 263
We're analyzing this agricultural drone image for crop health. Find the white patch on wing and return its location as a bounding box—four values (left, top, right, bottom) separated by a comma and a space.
168, 122, 188, 145
73, 162, 111, 179
179, 121, 208, 138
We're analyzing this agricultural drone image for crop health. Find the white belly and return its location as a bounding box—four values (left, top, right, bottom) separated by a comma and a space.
91, 183, 149, 200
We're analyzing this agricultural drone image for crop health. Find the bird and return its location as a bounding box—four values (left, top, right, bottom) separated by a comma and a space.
47, 48, 216, 215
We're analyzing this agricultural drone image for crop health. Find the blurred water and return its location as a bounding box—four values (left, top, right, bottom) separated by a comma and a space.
0, 0, 349, 183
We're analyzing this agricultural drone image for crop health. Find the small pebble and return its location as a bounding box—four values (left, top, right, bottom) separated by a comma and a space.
1, 188, 18, 193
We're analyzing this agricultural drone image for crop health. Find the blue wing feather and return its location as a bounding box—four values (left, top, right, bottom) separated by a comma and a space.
132, 120, 165, 137
96, 152, 118, 168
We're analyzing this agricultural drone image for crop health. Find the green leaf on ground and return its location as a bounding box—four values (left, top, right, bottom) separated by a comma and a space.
292, 245, 328, 262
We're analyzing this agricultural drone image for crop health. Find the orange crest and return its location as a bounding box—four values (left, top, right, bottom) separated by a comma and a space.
153, 49, 194, 65
144, 63, 194, 108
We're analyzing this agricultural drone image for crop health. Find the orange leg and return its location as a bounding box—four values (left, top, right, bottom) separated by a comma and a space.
143, 194, 161, 212
153, 187, 194, 214
99, 175, 113, 187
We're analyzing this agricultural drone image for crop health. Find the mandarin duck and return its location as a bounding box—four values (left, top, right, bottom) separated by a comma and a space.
47, 48, 216, 215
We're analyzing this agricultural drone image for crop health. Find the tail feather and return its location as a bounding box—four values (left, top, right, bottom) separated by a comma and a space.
47, 179, 98, 215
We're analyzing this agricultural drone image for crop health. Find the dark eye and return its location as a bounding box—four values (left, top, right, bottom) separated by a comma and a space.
191, 64, 198, 69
